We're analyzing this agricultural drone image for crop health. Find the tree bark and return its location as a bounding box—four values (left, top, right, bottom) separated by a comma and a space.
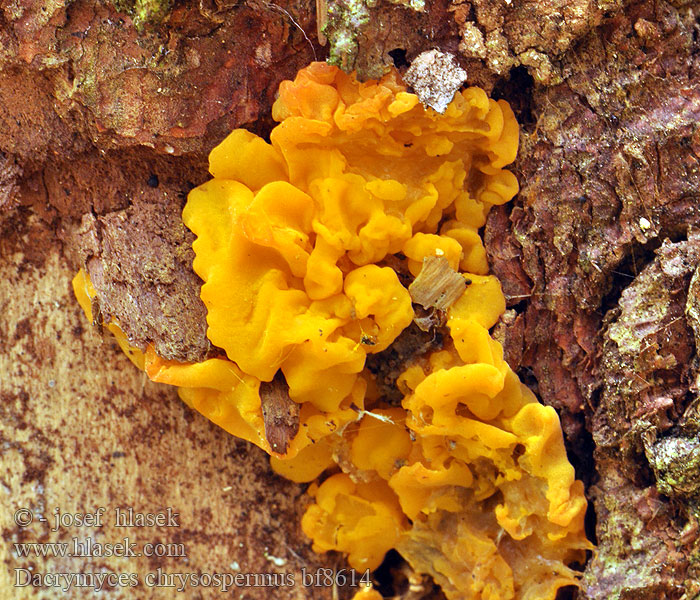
2, 0, 700, 598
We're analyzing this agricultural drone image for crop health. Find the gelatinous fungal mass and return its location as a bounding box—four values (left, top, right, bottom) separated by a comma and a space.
73, 62, 591, 599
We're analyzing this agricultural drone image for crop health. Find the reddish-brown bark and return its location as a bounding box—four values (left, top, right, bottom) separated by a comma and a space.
2, 0, 700, 597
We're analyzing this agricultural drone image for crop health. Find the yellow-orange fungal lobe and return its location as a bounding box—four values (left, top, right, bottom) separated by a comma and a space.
74, 62, 592, 600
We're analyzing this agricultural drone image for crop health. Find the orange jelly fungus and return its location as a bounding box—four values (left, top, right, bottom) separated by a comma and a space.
73, 62, 592, 599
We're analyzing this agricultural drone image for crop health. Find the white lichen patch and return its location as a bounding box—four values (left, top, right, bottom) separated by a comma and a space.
403, 50, 468, 113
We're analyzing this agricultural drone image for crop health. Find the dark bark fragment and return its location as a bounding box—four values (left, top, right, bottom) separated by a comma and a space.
74, 202, 211, 363
260, 371, 300, 455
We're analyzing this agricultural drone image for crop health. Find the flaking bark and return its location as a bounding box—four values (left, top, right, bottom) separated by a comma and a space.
3, 0, 700, 597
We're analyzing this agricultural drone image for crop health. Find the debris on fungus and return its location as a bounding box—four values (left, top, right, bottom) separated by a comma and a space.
402, 49, 469, 114
73, 62, 591, 599
259, 370, 300, 454
408, 255, 467, 312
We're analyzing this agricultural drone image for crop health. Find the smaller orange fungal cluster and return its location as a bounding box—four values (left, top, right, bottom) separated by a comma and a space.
73, 62, 591, 600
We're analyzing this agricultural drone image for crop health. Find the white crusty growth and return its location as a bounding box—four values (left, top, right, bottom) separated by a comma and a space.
403, 49, 468, 113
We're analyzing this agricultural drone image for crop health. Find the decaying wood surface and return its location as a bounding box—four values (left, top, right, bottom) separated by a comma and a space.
1, 0, 700, 598
0, 212, 346, 599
